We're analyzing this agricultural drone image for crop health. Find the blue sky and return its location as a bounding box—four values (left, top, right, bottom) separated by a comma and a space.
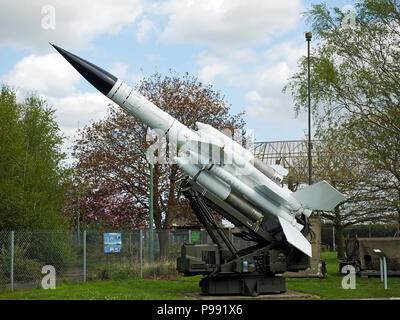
0, 0, 353, 161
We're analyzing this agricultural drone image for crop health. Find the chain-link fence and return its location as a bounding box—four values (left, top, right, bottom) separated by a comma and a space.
0, 229, 253, 291
321, 225, 398, 251
0, 231, 83, 291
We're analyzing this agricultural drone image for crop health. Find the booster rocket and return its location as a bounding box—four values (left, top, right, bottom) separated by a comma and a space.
52, 44, 346, 257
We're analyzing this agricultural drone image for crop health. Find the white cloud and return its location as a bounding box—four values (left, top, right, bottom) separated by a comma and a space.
109, 61, 130, 80
144, 53, 161, 65
47, 93, 111, 162
0, 0, 145, 51
131, 73, 145, 86
109, 61, 145, 86
155, 0, 303, 47
2, 53, 80, 97
198, 63, 231, 84
245, 90, 295, 123
243, 39, 308, 137
47, 93, 109, 131
196, 48, 257, 87
136, 18, 158, 43
194, 38, 307, 139
1, 53, 112, 162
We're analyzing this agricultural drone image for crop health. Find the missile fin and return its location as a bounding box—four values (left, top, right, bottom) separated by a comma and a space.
278, 216, 312, 257
292, 180, 346, 212
269, 164, 289, 179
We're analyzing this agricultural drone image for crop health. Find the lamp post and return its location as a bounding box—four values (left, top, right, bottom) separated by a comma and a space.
306, 32, 312, 186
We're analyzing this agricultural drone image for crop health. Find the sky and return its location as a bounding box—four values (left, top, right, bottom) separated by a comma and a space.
0, 0, 353, 163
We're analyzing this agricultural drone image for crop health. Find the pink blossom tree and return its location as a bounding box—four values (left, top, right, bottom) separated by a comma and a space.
64, 182, 148, 230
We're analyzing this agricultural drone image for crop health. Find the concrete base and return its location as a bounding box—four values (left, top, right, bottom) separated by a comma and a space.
283, 215, 326, 278
199, 275, 286, 296
186, 290, 315, 300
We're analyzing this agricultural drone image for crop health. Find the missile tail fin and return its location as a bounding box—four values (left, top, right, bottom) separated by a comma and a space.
278, 217, 312, 257
292, 180, 346, 212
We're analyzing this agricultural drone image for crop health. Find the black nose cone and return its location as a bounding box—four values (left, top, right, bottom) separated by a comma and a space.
50, 43, 117, 96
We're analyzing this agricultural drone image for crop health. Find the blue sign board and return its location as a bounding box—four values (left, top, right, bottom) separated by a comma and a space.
104, 233, 122, 253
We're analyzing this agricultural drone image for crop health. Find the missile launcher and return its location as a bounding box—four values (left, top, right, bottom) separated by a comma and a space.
52, 44, 345, 295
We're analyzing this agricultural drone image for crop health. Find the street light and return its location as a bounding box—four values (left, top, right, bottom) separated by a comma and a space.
306, 32, 312, 186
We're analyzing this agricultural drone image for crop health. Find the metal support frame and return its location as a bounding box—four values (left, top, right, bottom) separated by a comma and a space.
182, 181, 238, 257
177, 176, 312, 296
374, 249, 388, 290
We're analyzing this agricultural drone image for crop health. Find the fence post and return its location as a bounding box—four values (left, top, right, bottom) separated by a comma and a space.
383, 256, 388, 290
139, 230, 143, 279
83, 230, 86, 282
10, 231, 14, 292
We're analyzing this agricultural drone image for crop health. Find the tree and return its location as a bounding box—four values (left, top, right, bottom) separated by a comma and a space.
0, 85, 69, 230
63, 182, 149, 230
289, 124, 394, 258
284, 0, 400, 247
73, 71, 245, 258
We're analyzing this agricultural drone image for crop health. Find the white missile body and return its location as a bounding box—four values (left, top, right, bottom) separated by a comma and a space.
106, 79, 198, 149
52, 45, 347, 258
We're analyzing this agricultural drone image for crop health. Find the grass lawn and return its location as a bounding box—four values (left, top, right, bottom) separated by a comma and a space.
0, 251, 399, 300
287, 251, 400, 299
0, 277, 202, 300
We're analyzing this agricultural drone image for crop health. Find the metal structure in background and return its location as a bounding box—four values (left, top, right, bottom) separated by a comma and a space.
254, 140, 320, 186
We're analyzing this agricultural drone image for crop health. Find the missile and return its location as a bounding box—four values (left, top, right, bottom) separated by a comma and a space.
196, 121, 288, 183
52, 44, 346, 257
183, 133, 309, 216
176, 156, 264, 224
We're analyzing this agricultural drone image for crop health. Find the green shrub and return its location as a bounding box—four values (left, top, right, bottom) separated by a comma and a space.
18, 232, 77, 275
0, 243, 42, 282
90, 260, 178, 281
143, 260, 179, 280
